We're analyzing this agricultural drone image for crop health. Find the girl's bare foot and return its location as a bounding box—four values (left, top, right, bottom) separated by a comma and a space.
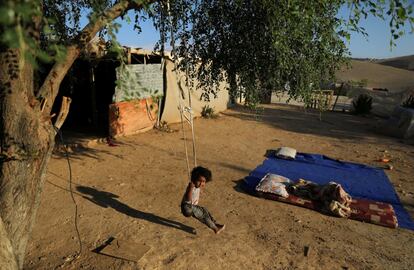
215, 224, 226, 234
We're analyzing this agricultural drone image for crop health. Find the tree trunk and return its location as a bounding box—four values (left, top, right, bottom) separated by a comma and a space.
0, 216, 18, 270
0, 49, 56, 269
0, 1, 154, 268
259, 89, 272, 104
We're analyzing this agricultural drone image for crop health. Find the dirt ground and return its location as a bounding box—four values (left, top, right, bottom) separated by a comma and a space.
24, 104, 414, 270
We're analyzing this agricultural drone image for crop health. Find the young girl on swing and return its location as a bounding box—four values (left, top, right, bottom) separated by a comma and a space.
181, 166, 225, 234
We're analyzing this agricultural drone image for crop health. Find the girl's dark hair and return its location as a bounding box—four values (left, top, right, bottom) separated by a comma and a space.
191, 166, 212, 183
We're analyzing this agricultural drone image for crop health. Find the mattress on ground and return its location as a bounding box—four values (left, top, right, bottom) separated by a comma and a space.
243, 151, 414, 230
254, 189, 398, 228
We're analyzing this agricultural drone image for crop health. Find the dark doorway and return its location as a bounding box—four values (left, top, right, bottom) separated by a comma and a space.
52, 59, 118, 137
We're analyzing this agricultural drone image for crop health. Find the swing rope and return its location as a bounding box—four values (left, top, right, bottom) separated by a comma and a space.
165, 0, 197, 179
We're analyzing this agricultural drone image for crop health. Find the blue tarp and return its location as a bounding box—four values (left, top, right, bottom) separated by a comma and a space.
244, 153, 414, 230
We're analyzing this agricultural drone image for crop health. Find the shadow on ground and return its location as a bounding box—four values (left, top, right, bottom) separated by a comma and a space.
232, 179, 250, 195
223, 104, 393, 143
52, 135, 125, 161
76, 185, 196, 235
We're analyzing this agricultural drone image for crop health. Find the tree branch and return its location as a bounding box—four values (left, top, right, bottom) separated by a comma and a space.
36, 0, 155, 114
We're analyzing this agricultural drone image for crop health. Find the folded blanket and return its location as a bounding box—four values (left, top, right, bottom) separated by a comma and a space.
288, 179, 352, 217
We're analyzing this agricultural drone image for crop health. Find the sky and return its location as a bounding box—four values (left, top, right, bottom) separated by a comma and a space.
112, 7, 414, 59
336, 5, 414, 59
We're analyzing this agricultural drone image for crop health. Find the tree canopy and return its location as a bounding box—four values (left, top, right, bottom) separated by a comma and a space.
1, 0, 413, 106
152, 0, 414, 105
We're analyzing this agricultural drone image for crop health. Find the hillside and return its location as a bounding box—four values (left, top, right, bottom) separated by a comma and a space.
376, 55, 414, 71
336, 60, 414, 92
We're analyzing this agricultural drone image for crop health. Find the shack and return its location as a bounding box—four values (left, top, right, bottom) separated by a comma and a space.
55, 44, 230, 137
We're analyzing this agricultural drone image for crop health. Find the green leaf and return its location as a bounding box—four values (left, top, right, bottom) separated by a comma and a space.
0, 7, 15, 25
397, 7, 406, 19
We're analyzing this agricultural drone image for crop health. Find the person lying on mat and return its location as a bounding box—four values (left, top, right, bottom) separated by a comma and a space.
181, 166, 225, 234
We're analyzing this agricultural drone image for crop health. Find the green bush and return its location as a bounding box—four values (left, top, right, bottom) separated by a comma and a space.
349, 79, 368, 88
201, 105, 217, 118
402, 95, 414, 109
352, 94, 372, 115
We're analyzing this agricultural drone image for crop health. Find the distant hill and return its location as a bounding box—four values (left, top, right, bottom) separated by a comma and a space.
336, 60, 414, 92
375, 55, 414, 71
351, 57, 378, 62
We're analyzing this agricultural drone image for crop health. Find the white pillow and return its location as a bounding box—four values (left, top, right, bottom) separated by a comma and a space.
275, 147, 297, 160
255, 173, 291, 198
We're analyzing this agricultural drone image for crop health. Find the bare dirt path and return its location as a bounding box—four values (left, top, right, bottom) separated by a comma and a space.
25, 104, 414, 270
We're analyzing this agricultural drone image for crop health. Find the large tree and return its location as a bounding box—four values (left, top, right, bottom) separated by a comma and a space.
154, 0, 413, 105
0, 1, 155, 268
0, 0, 413, 268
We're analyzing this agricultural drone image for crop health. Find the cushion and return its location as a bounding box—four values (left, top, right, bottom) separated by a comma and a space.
275, 147, 297, 160
255, 173, 291, 198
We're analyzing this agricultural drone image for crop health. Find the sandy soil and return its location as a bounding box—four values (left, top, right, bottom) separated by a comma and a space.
24, 104, 414, 270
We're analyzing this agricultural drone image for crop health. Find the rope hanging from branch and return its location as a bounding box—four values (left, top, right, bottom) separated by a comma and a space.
166, 0, 197, 179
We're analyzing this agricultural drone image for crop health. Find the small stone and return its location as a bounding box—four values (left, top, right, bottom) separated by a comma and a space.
64, 256, 72, 262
